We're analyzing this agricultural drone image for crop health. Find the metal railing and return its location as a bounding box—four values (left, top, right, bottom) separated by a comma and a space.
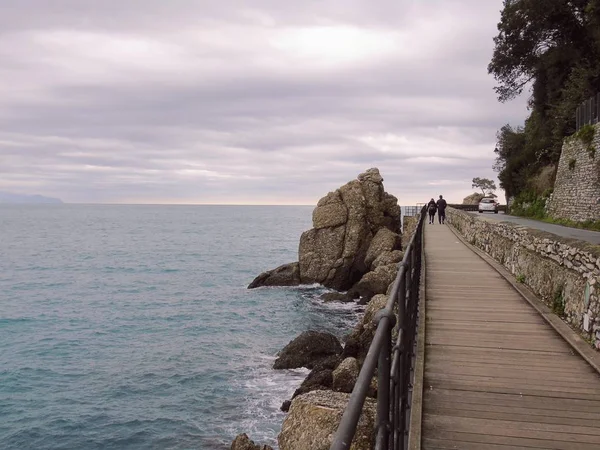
331, 206, 426, 450
403, 206, 420, 217
576, 93, 600, 131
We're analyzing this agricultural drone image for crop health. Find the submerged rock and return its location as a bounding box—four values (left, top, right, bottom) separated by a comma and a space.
273, 331, 343, 370
319, 292, 354, 303
278, 390, 376, 450
230, 433, 274, 450
248, 262, 301, 288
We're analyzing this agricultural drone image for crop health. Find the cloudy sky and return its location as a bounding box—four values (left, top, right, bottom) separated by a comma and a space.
0, 0, 528, 205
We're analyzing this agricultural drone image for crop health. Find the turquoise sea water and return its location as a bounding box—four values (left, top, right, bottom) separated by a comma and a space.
0, 205, 361, 450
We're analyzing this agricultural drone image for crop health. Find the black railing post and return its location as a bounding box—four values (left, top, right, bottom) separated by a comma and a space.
374, 312, 393, 449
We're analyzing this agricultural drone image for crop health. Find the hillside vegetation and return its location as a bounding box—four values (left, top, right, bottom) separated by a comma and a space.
490, 0, 600, 204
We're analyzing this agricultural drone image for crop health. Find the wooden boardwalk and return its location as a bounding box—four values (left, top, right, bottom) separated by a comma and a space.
421, 223, 600, 450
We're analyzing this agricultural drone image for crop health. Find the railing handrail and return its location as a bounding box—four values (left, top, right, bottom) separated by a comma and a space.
331, 206, 426, 450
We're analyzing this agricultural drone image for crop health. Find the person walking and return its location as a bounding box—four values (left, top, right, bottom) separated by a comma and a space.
436, 195, 447, 224
427, 198, 437, 224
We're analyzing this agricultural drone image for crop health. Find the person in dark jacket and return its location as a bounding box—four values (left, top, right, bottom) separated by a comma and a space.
427, 198, 437, 224
436, 195, 447, 224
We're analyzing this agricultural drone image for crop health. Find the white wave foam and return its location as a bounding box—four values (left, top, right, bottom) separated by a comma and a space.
225, 365, 310, 449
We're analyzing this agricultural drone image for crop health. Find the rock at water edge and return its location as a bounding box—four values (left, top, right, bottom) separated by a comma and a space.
278, 390, 376, 450
273, 331, 343, 370
248, 262, 301, 289
231, 433, 274, 450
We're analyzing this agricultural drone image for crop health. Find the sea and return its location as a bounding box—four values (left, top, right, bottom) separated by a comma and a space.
0, 205, 369, 450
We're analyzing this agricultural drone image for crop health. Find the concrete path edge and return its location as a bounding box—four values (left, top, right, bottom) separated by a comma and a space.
447, 223, 600, 375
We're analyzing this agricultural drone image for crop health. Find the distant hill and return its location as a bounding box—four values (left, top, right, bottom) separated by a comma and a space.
0, 191, 63, 204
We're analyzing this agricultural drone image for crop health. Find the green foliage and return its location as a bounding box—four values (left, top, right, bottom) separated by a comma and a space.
471, 177, 497, 196
516, 274, 526, 284
577, 124, 595, 145
510, 190, 548, 219
493, 124, 527, 198
574, 124, 597, 158
568, 158, 577, 170
489, 0, 600, 198
552, 287, 565, 317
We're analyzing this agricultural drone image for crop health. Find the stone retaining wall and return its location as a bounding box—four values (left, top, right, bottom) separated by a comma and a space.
546, 123, 600, 222
447, 208, 600, 349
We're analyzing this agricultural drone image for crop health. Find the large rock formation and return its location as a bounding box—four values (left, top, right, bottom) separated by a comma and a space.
278, 390, 376, 450
273, 331, 343, 370
249, 168, 402, 300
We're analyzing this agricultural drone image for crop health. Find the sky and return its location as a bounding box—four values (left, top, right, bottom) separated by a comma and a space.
0, 0, 529, 205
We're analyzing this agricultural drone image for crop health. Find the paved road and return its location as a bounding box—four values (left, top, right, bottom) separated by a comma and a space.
467, 212, 600, 245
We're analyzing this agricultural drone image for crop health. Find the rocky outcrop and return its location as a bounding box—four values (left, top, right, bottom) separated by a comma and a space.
332, 357, 360, 393
278, 390, 376, 450
273, 331, 343, 370
231, 433, 274, 450
243, 169, 405, 449
248, 168, 402, 298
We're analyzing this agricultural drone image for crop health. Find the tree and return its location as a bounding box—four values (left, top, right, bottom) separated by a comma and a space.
487, 0, 600, 199
472, 177, 497, 196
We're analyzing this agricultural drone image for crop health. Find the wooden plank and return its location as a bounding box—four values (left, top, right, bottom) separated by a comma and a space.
424, 414, 600, 440
425, 388, 600, 413
424, 359, 597, 375
425, 365, 600, 384
424, 400, 600, 421
424, 378, 600, 401
424, 406, 600, 428
422, 438, 539, 450
426, 345, 576, 359
423, 434, 600, 450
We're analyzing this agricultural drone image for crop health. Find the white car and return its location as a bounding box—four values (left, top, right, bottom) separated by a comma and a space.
478, 198, 499, 213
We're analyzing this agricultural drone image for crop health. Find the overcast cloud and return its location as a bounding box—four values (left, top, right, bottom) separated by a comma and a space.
0, 0, 528, 205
